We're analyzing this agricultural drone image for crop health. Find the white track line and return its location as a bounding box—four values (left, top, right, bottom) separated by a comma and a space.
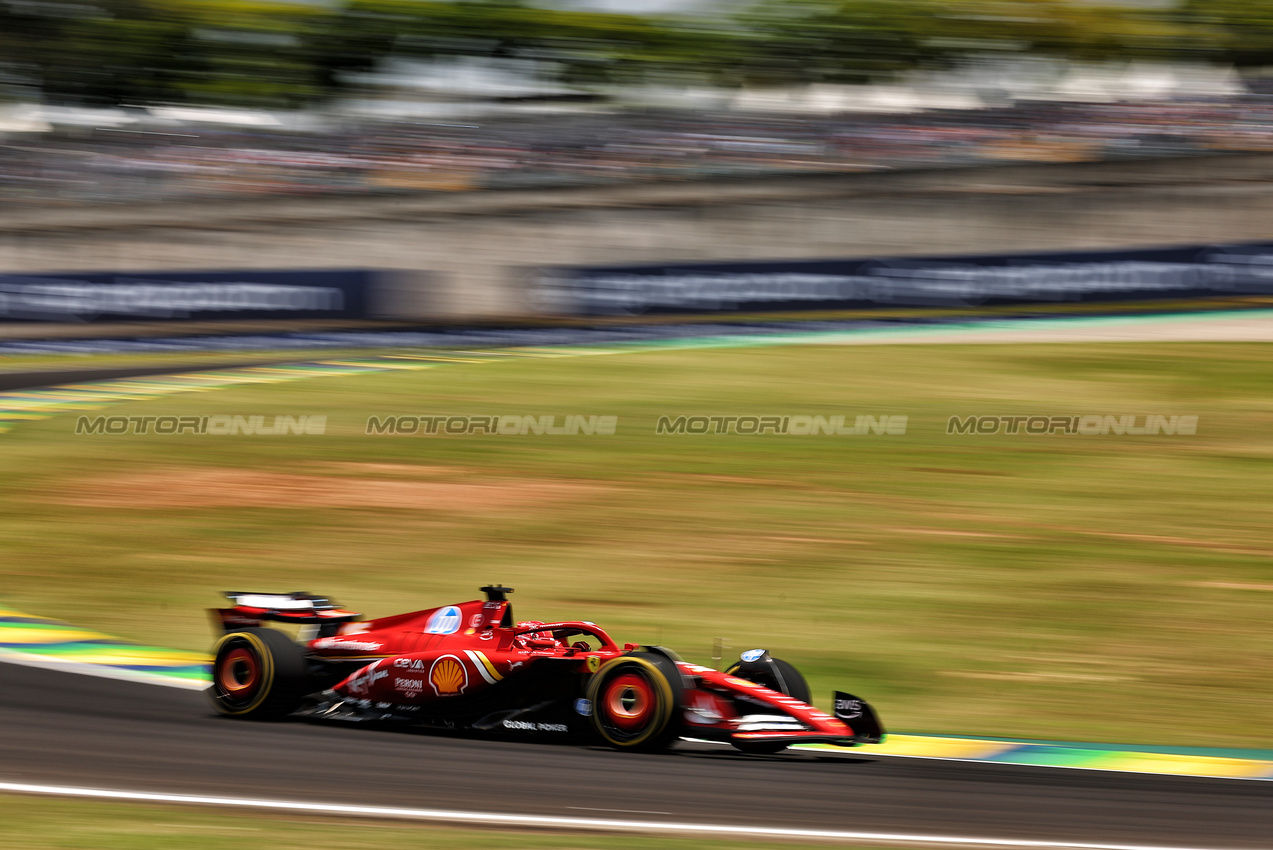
0, 780, 1242, 850
0, 648, 206, 690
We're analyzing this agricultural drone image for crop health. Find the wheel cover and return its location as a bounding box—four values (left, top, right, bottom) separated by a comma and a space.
602, 673, 655, 732
210, 632, 275, 715
587, 657, 676, 747
217, 647, 260, 700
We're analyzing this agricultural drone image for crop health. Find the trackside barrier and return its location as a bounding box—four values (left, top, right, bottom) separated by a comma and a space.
535, 241, 1273, 316
0, 269, 392, 322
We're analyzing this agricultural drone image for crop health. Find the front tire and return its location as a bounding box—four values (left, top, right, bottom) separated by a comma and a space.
587, 654, 681, 751
724, 656, 811, 704
724, 655, 811, 754
208, 628, 308, 719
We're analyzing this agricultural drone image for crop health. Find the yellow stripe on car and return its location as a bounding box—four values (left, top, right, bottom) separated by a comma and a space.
464, 650, 503, 684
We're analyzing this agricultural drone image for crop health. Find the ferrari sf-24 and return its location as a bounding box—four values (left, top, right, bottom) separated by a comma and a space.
209, 585, 883, 753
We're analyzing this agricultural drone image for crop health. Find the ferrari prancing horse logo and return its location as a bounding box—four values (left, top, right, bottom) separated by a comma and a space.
430, 655, 468, 696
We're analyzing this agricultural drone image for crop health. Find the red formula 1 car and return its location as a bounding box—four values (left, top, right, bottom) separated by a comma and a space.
208, 586, 883, 753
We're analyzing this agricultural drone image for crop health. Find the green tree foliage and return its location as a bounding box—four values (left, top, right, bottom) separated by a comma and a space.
173, 0, 331, 107
0, 0, 1262, 109
936, 0, 1184, 62
315, 0, 723, 88
733, 0, 945, 85
1, 0, 196, 104
0, 0, 328, 106
1179, 0, 1273, 66
733, 0, 1190, 86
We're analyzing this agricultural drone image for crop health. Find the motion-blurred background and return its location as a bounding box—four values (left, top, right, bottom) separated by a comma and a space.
9, 0, 1273, 325
2, 0, 1273, 204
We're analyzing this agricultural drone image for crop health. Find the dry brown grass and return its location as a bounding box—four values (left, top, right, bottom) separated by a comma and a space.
56, 466, 608, 513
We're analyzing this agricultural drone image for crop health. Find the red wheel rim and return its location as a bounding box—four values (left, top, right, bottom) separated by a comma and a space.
218, 647, 260, 698
602, 672, 655, 732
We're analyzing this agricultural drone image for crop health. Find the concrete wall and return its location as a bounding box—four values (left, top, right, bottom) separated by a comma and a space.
5, 153, 1273, 319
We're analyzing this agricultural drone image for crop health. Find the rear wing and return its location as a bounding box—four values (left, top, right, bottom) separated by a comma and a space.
211, 591, 361, 635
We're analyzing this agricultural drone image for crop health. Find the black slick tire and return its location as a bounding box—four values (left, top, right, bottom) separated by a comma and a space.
208, 627, 308, 719
587, 652, 682, 751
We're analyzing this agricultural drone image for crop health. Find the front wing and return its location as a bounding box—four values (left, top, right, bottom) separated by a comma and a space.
674, 663, 884, 747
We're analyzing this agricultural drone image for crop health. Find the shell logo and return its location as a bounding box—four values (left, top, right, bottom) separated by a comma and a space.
429, 655, 468, 696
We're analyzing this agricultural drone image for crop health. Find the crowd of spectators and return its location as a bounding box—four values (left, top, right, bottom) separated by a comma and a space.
5, 98, 1273, 206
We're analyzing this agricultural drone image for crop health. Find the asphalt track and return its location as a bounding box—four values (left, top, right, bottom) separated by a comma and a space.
0, 662, 1268, 847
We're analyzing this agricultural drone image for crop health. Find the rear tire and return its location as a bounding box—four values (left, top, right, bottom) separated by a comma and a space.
587, 653, 681, 751
208, 628, 308, 719
724, 655, 811, 754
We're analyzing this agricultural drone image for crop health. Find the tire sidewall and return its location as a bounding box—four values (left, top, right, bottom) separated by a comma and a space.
587, 655, 677, 749
209, 627, 305, 719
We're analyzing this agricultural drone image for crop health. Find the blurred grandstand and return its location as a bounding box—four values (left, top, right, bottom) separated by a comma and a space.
5, 94, 1273, 206
5, 0, 1273, 205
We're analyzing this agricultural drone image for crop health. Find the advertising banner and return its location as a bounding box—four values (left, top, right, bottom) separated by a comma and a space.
0, 269, 373, 322
537, 242, 1273, 316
